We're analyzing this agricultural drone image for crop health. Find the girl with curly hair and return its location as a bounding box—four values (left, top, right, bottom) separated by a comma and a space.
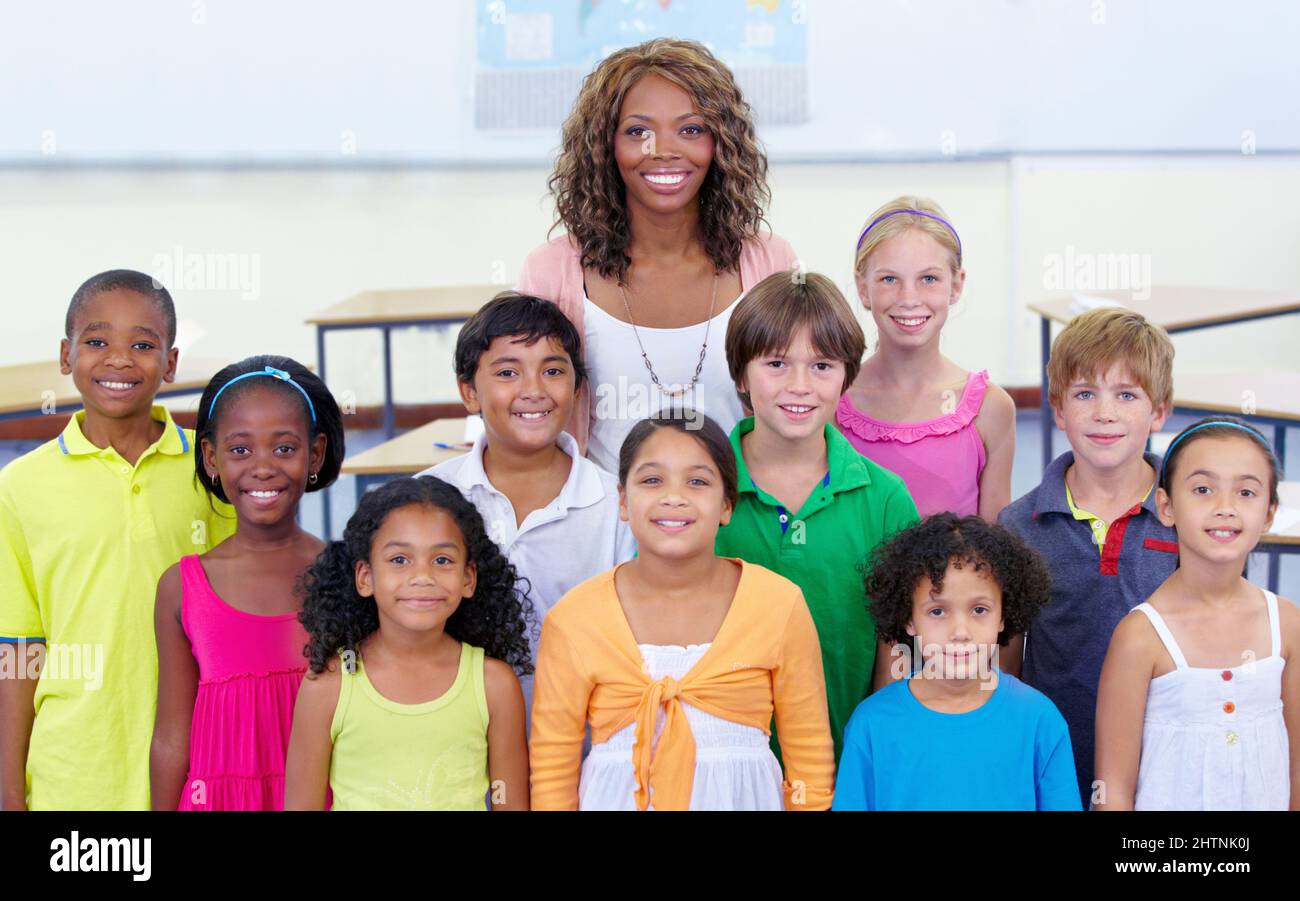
284, 476, 535, 810
833, 513, 1080, 810
518, 37, 798, 473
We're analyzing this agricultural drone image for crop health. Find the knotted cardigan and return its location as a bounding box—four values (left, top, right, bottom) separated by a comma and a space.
529, 558, 835, 810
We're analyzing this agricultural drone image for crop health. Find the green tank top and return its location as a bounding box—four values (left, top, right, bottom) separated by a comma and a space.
329, 642, 490, 810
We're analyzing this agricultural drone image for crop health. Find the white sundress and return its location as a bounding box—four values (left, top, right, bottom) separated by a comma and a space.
1133, 590, 1290, 810
577, 643, 786, 811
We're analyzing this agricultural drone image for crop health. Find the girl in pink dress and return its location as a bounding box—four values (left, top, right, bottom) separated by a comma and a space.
836, 196, 1017, 521
150, 355, 345, 810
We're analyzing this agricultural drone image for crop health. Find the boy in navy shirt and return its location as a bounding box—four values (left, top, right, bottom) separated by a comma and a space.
998, 307, 1178, 808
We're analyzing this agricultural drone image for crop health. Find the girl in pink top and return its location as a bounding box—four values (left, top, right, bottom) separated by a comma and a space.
836, 196, 1016, 521
518, 39, 796, 463
150, 355, 345, 810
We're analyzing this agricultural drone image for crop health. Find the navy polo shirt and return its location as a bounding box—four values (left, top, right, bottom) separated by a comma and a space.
997, 451, 1178, 808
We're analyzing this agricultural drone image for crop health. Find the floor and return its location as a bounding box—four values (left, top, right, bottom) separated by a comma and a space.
2, 408, 1295, 597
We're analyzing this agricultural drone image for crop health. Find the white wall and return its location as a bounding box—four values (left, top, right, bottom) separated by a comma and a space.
2, 154, 1297, 416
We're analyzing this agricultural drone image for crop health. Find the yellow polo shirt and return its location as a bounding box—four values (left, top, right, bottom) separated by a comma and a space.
1064, 481, 1155, 552
0, 405, 236, 809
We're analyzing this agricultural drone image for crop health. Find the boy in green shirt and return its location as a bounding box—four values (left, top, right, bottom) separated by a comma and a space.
0, 270, 235, 809
716, 271, 919, 761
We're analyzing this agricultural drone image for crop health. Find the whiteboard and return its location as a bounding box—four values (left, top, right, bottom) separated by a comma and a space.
1, 0, 1296, 164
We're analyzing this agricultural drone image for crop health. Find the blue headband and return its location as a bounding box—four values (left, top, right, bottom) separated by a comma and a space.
1162, 421, 1270, 479
856, 209, 962, 262
208, 366, 317, 423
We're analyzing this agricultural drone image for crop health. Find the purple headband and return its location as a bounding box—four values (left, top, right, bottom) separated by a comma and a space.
855, 209, 962, 262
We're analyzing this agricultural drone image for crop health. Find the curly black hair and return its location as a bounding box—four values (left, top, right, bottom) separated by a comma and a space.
298, 476, 536, 676
866, 513, 1052, 647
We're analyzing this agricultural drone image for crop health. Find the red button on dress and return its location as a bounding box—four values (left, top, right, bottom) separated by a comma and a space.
1222, 670, 1233, 681
1223, 701, 1236, 714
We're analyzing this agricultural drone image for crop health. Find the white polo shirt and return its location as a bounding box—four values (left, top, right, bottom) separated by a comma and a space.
419, 430, 635, 681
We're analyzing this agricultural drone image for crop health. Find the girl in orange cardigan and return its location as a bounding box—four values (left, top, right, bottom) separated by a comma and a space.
529, 413, 835, 810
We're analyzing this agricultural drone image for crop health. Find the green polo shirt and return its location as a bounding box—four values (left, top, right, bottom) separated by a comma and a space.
0, 406, 236, 809
715, 418, 920, 762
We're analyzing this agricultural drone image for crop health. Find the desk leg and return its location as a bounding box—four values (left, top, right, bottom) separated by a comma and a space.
356, 473, 388, 507
317, 325, 332, 541
382, 326, 395, 440
1040, 317, 1052, 471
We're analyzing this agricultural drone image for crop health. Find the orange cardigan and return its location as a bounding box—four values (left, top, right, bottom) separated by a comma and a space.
529, 559, 835, 811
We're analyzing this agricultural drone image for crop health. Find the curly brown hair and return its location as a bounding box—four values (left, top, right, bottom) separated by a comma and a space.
548, 38, 773, 282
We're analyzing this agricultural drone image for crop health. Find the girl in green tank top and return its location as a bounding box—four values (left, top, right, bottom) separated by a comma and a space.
285, 476, 536, 810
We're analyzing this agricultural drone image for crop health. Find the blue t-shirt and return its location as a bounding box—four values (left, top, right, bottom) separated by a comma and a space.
832, 673, 1081, 811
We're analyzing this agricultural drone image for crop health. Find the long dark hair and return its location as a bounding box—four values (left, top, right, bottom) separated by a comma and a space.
298, 476, 535, 675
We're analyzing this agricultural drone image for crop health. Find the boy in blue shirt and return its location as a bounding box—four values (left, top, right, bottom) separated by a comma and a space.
834, 514, 1079, 811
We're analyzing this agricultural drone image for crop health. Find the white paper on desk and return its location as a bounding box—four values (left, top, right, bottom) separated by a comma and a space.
463, 415, 484, 445
1069, 293, 1129, 316
1269, 505, 1300, 536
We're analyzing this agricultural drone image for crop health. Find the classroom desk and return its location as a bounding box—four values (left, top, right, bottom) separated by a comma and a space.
1029, 287, 1300, 469
0, 356, 231, 422
339, 418, 471, 519
1260, 482, 1300, 594
307, 286, 494, 440
1173, 370, 1299, 468
308, 286, 493, 540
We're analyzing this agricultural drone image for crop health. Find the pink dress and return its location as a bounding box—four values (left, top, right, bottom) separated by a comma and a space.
177, 554, 310, 811
835, 370, 990, 518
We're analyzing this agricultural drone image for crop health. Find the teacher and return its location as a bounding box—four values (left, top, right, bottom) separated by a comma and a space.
518, 38, 797, 473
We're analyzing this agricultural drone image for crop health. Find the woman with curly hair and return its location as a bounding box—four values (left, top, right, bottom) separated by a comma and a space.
518, 37, 798, 473
833, 513, 1081, 810
284, 476, 535, 810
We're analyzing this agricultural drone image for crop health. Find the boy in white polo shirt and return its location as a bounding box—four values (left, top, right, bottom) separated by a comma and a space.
420, 292, 635, 709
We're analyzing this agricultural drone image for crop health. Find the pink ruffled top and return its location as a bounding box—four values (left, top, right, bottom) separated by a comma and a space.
835, 370, 990, 518
177, 554, 310, 811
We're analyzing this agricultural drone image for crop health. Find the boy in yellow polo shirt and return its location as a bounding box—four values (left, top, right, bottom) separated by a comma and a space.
0, 270, 235, 810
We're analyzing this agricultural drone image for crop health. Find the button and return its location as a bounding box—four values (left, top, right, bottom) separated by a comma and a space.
120, 466, 129, 474
132, 484, 141, 495
778, 514, 788, 524
1226, 731, 1239, 746
1222, 670, 1233, 681
1223, 701, 1236, 714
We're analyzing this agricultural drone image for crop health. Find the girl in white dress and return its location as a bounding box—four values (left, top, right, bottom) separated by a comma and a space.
1095, 417, 1298, 810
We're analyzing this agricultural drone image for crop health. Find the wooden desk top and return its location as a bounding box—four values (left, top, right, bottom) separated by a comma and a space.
306, 286, 500, 327
1028, 286, 1300, 331
1262, 482, 1300, 547
341, 418, 471, 476
1173, 371, 1300, 423
0, 356, 231, 418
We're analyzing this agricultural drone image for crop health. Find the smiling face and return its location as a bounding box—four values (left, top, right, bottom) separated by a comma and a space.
906, 562, 1005, 680
739, 325, 845, 443
459, 334, 576, 457
614, 73, 715, 219
60, 287, 178, 421
855, 230, 964, 348
1157, 435, 1277, 564
201, 384, 326, 526
618, 426, 732, 561
355, 504, 477, 636
1053, 362, 1169, 474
